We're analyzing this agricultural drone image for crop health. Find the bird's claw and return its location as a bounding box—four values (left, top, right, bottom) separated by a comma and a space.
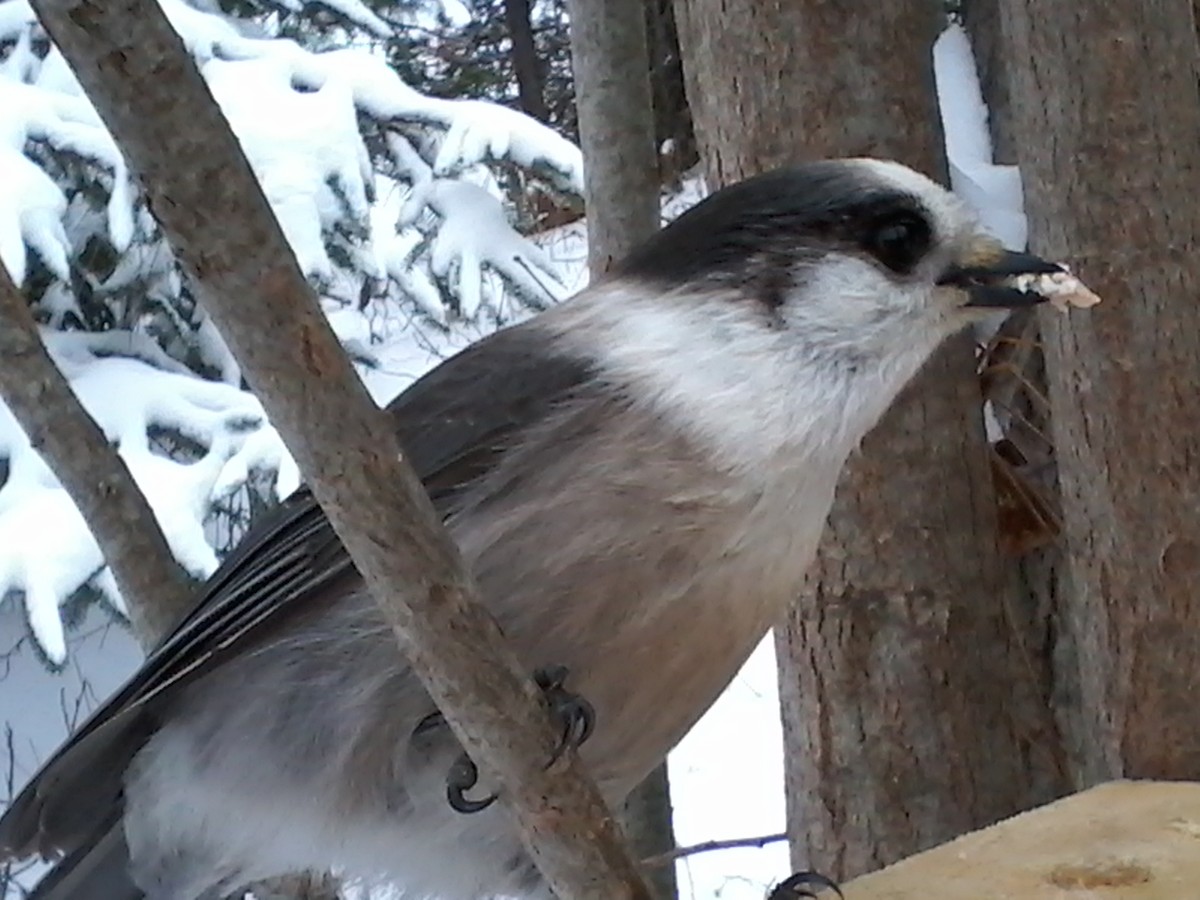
533, 664, 595, 766
768, 871, 844, 900
446, 755, 495, 813
445, 665, 596, 815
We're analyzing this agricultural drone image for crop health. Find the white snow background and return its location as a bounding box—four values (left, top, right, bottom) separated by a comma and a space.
0, 3, 1023, 895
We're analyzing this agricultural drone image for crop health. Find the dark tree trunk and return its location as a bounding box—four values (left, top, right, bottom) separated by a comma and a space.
643, 0, 696, 183
673, 0, 1067, 880
619, 764, 678, 900
997, 0, 1200, 784
504, 0, 548, 122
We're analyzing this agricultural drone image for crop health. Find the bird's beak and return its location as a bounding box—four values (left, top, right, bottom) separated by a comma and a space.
937, 237, 1065, 308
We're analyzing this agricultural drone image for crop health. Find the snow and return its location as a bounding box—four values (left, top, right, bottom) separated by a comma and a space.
154, 5, 583, 192
933, 23, 1026, 251
670, 641, 791, 898
0, 0, 32, 37
0, 331, 290, 664
202, 53, 375, 282
1, 0, 580, 323
426, 179, 566, 316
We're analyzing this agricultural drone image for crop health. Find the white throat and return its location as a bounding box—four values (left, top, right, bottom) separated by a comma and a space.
546, 282, 950, 477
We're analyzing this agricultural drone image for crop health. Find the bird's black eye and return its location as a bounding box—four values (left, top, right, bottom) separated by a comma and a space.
863, 211, 932, 275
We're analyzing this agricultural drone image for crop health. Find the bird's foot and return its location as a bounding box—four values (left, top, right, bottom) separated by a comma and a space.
446, 664, 595, 815
532, 663, 595, 764
768, 871, 844, 900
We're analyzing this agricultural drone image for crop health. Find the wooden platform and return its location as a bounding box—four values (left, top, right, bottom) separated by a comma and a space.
822, 781, 1200, 898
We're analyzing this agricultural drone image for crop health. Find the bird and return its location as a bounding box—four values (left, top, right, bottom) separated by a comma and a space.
0, 158, 1067, 900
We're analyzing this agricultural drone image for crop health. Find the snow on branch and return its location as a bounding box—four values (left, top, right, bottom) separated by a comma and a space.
0, 0, 579, 328
0, 325, 293, 663
0, 263, 199, 658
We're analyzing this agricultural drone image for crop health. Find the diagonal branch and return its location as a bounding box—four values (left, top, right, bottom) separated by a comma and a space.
0, 265, 195, 649
26, 2, 654, 897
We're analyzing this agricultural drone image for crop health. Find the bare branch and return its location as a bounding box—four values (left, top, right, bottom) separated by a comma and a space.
0, 265, 196, 649
642, 833, 787, 869
26, 2, 654, 896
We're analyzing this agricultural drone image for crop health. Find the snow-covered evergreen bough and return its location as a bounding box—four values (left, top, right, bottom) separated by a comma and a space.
0, 159, 1093, 900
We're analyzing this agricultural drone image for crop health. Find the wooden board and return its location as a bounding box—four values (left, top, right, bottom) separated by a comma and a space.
820, 781, 1200, 898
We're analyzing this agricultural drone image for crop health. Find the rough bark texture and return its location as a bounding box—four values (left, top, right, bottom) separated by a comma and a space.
565, 0, 660, 274
960, 0, 1083, 785
673, 0, 1067, 880
504, 0, 548, 122
674, 3, 944, 186
564, 3, 678, 892
0, 264, 195, 648
29, 2, 654, 897
997, 0, 1200, 784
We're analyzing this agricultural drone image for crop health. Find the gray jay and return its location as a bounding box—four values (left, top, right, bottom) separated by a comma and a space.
0, 159, 1070, 900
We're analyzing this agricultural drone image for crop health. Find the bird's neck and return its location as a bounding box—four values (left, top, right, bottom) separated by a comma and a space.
543, 284, 947, 478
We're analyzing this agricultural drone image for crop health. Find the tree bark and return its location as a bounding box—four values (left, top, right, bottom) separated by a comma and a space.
565, 2, 678, 893
997, 0, 1200, 784
0, 265, 195, 649
565, 0, 660, 274
30, 2, 654, 897
959, 0, 1084, 784
673, 0, 1066, 880
504, 0, 548, 122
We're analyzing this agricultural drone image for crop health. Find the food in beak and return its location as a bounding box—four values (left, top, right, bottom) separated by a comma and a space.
1007, 266, 1102, 313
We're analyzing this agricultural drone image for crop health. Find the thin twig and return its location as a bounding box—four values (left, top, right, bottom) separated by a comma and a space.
642, 832, 788, 869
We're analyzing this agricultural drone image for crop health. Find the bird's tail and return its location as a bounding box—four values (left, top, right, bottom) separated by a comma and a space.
27, 820, 143, 900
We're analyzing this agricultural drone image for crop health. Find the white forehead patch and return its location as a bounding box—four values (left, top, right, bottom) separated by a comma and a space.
847, 157, 979, 242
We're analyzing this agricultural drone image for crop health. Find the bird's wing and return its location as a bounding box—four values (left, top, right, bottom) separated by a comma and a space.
0, 320, 595, 859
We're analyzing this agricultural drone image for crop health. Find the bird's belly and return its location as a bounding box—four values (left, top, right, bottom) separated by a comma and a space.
492, 523, 822, 800
450, 414, 839, 803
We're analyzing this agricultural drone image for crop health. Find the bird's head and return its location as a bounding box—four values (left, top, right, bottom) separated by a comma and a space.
552, 158, 1075, 470
616, 157, 1060, 355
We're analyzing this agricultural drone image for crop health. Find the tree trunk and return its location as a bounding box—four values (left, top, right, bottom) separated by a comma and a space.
997, 0, 1200, 784
959, 0, 1086, 785
564, 2, 678, 893
565, 0, 660, 274
503, 0, 548, 122
619, 765, 678, 900
673, 0, 1067, 880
